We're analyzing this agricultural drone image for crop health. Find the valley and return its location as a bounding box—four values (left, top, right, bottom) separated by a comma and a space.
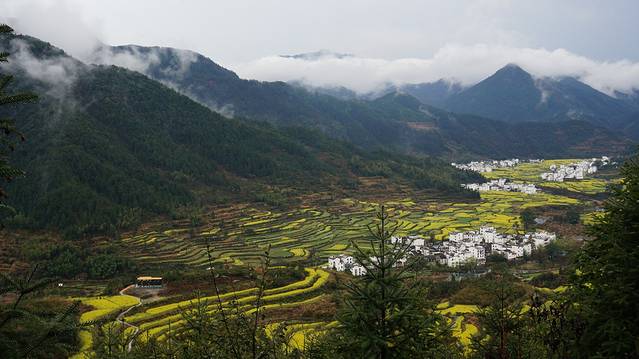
0, 6, 637, 356
58, 157, 613, 357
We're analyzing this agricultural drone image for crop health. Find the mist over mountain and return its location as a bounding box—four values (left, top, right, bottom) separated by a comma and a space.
283, 60, 639, 138
441, 64, 637, 127
281, 50, 354, 61
80, 44, 632, 155
398, 80, 464, 108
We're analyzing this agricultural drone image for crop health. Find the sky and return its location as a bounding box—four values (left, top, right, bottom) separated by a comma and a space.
2, 0, 639, 94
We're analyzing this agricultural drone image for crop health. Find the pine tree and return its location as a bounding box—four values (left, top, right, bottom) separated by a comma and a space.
471, 275, 528, 359
0, 24, 37, 218
570, 152, 639, 357
331, 205, 461, 358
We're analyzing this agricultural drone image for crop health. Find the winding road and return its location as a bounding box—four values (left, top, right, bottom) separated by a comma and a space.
116, 285, 142, 352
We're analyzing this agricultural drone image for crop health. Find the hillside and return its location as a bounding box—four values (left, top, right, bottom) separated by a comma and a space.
88, 45, 633, 156
398, 80, 464, 108
0, 34, 481, 236
367, 92, 631, 159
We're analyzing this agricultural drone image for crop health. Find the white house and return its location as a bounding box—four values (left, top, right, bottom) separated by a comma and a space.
540, 157, 607, 182
327, 254, 353, 272
350, 265, 367, 276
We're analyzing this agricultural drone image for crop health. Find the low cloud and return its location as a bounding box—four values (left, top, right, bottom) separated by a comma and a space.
1, 0, 102, 61
1, 39, 82, 99
234, 44, 639, 96
89, 46, 161, 74
88, 46, 198, 90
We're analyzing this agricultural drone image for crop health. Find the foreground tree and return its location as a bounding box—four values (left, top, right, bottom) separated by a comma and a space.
327, 206, 461, 358
0, 267, 84, 358
471, 273, 553, 359
0, 24, 37, 217
570, 152, 639, 357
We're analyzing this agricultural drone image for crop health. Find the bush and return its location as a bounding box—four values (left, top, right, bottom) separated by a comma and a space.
530, 272, 564, 289
87, 253, 133, 279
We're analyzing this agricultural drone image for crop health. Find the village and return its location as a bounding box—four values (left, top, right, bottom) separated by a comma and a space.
451, 158, 545, 173
540, 157, 610, 182
327, 226, 557, 275
461, 178, 539, 194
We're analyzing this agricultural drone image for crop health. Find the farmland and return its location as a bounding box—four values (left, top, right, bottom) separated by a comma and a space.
72, 294, 140, 358
71, 158, 610, 355
482, 159, 614, 194
117, 191, 579, 269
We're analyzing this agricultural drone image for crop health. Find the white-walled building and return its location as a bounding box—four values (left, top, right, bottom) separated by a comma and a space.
327, 254, 353, 272
350, 264, 367, 276
452, 159, 521, 173
462, 179, 539, 194
406, 226, 554, 267
329, 226, 556, 271
540, 157, 609, 182
524, 231, 557, 248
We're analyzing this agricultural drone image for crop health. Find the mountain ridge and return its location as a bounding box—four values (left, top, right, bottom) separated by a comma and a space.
88, 44, 634, 156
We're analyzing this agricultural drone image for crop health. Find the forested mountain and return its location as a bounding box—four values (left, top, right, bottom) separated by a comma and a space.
367, 92, 630, 158
279, 59, 639, 140
398, 80, 464, 108
90, 45, 634, 156
0, 34, 482, 236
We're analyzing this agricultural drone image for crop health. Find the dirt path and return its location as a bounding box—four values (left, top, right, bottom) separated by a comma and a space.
116, 285, 142, 352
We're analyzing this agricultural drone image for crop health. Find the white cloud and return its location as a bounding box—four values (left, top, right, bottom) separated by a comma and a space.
1, 39, 82, 99
89, 46, 161, 74
1, 0, 103, 60
2, 0, 638, 97
233, 44, 639, 96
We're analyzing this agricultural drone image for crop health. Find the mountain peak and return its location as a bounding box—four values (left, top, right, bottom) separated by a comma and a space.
492, 63, 531, 79
280, 50, 354, 61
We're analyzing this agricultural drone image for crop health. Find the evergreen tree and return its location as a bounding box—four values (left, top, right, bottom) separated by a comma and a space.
570, 152, 639, 357
0, 267, 85, 358
330, 206, 461, 358
470, 274, 544, 359
0, 24, 36, 219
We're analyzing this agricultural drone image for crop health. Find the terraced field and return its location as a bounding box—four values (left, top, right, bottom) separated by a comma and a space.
118, 191, 580, 268
483, 159, 613, 194
72, 294, 140, 359
76, 158, 607, 354
122, 268, 330, 341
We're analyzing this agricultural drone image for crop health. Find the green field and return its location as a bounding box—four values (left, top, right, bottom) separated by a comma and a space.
483, 159, 613, 194
117, 189, 580, 269
71, 157, 610, 354
71, 294, 140, 359
124, 268, 331, 341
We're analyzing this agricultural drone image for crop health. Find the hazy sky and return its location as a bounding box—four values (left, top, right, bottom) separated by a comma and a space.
2, 0, 639, 93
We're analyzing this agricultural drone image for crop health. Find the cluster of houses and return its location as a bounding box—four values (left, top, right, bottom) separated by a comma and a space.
540, 157, 609, 182
434, 227, 556, 263
327, 226, 556, 275
451, 159, 544, 173
451, 158, 521, 173
327, 255, 368, 276
462, 178, 539, 194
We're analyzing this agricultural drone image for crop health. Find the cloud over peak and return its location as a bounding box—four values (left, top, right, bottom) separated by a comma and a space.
234, 44, 639, 96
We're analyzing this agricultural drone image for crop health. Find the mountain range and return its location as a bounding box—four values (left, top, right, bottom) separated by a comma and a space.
284, 57, 639, 139
88, 44, 633, 159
